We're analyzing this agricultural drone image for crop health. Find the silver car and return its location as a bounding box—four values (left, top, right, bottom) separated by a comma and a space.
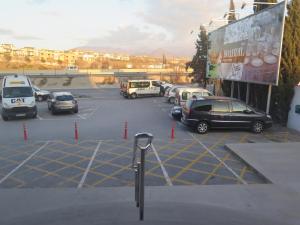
47, 92, 78, 115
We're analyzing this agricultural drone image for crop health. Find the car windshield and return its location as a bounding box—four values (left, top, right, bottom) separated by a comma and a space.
56, 95, 74, 101
3, 87, 33, 98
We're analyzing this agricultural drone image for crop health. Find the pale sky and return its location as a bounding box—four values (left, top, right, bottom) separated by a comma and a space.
0, 0, 259, 56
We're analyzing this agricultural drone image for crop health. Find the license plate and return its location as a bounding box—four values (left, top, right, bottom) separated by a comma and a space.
16, 114, 26, 117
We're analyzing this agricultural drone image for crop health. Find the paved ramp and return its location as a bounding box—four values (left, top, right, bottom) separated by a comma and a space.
226, 142, 300, 185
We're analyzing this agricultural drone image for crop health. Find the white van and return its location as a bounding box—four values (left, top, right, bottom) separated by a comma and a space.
123, 80, 163, 99
175, 87, 213, 106
165, 86, 187, 104
1, 75, 37, 121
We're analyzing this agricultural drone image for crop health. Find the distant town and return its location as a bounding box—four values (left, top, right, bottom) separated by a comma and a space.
0, 44, 189, 71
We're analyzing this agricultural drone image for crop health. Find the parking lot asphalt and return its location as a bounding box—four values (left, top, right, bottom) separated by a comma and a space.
0, 88, 300, 188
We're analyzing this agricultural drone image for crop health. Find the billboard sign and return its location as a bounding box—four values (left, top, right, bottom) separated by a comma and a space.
207, 2, 286, 85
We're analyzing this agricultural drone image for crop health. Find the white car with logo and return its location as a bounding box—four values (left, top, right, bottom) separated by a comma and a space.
1, 75, 37, 121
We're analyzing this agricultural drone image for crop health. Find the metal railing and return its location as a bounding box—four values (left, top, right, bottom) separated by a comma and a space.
131, 132, 153, 221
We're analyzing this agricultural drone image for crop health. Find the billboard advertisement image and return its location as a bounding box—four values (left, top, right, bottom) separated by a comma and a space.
207, 2, 286, 85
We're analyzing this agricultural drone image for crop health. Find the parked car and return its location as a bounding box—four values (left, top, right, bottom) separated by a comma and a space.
1, 75, 37, 121
161, 83, 173, 91
181, 96, 272, 134
33, 86, 50, 102
47, 92, 78, 114
174, 87, 213, 106
122, 80, 164, 99
165, 86, 186, 104
171, 106, 182, 121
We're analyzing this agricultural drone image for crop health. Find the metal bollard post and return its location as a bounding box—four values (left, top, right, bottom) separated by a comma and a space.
131, 132, 153, 221
134, 163, 140, 207
139, 147, 146, 220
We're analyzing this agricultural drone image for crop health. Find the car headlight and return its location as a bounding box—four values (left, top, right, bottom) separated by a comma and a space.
29, 101, 35, 107
3, 102, 11, 108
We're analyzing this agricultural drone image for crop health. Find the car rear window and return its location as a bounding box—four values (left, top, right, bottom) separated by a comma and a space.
56, 95, 74, 101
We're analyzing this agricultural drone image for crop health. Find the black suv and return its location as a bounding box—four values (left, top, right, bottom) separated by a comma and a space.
181, 96, 272, 134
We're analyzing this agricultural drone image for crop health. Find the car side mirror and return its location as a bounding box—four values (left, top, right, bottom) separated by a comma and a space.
243, 109, 252, 114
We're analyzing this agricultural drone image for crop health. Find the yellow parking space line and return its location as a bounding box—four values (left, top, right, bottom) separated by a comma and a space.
239, 166, 248, 181
0, 173, 26, 187
55, 140, 100, 152
162, 162, 238, 181
89, 147, 139, 186
170, 134, 229, 182
201, 153, 231, 185
101, 142, 134, 151
240, 133, 250, 143
0, 142, 46, 160
172, 178, 195, 185
145, 141, 198, 175
284, 132, 289, 143
20, 159, 94, 186
92, 165, 132, 186
170, 150, 209, 182
0, 142, 50, 185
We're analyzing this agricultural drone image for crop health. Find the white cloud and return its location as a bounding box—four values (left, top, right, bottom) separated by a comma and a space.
86, 25, 169, 54
0, 27, 42, 41
0, 28, 14, 35
134, 0, 231, 56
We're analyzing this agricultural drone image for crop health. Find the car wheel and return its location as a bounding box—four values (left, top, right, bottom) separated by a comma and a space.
196, 121, 208, 134
37, 96, 43, 102
169, 97, 175, 104
2, 115, 8, 121
131, 93, 137, 99
252, 121, 264, 133
32, 111, 37, 118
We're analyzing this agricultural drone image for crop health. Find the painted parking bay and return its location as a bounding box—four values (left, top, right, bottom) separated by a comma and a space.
0, 137, 267, 188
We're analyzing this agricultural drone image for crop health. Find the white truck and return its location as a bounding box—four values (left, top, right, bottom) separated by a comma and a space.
1, 75, 37, 121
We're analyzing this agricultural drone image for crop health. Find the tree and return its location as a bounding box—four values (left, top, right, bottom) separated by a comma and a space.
186, 25, 208, 86
271, 0, 300, 123
254, 0, 277, 13
228, 0, 237, 23
221, 0, 237, 97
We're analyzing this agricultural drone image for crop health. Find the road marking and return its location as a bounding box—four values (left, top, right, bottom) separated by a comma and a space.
189, 133, 248, 185
37, 115, 44, 120
77, 141, 102, 188
0, 141, 50, 184
151, 143, 173, 186
76, 114, 86, 120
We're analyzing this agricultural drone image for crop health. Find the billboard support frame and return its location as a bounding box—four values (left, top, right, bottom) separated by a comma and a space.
246, 83, 250, 104
266, 84, 272, 114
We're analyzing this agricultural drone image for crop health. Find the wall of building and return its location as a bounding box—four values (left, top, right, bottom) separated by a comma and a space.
287, 86, 300, 132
